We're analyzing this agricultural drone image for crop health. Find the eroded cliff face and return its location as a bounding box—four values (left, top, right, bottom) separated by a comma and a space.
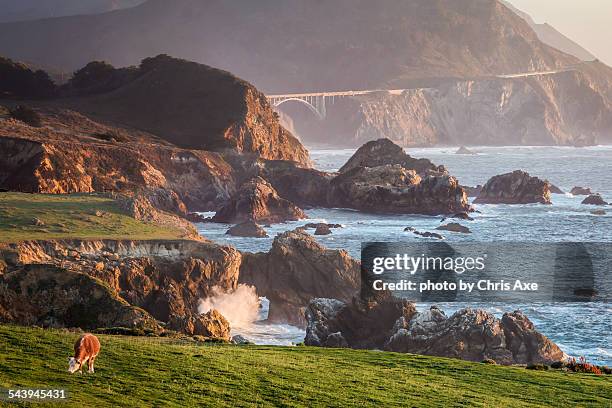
63, 55, 311, 165
300, 69, 612, 147
0, 110, 237, 211
0, 239, 241, 336
239, 229, 360, 327
0, 263, 161, 332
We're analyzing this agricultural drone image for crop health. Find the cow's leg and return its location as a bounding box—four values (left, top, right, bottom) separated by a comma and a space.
88, 356, 95, 373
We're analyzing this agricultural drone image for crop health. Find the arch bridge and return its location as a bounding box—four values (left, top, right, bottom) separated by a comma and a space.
266, 66, 579, 120
266, 89, 406, 120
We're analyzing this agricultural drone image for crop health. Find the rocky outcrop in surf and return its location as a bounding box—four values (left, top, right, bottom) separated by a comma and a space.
239, 229, 360, 327
570, 186, 593, 195
338, 138, 444, 175
474, 170, 551, 204
328, 165, 469, 215
212, 177, 305, 224
259, 139, 470, 216
305, 299, 565, 365
581, 194, 608, 206
226, 221, 268, 238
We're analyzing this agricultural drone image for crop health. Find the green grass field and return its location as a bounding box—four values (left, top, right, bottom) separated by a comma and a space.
0, 325, 609, 407
0, 192, 183, 243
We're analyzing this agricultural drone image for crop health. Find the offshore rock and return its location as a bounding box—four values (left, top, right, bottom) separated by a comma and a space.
239, 229, 360, 327
570, 186, 593, 195
436, 223, 471, 234
581, 194, 608, 206
339, 138, 444, 176
226, 221, 268, 238
474, 170, 551, 204
212, 177, 305, 224
328, 165, 469, 215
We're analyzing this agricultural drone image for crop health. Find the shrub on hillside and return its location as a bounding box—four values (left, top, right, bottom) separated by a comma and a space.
0, 56, 57, 98
550, 361, 564, 369
67, 61, 137, 95
10, 105, 42, 127
526, 364, 549, 371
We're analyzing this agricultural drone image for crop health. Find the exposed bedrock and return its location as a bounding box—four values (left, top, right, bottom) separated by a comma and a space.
338, 138, 445, 176
0, 239, 241, 338
261, 139, 470, 216
258, 159, 333, 208
328, 165, 469, 215
212, 176, 305, 224
0, 264, 162, 332
474, 170, 552, 204
581, 194, 608, 206
239, 229, 360, 328
226, 221, 268, 238
295, 70, 612, 148
0, 123, 237, 212
570, 186, 593, 196
305, 299, 565, 365
305, 296, 417, 350
169, 309, 231, 340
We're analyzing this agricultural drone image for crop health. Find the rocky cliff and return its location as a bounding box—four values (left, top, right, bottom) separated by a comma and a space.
0, 112, 236, 211
239, 230, 360, 327
0, 239, 241, 338
64, 55, 310, 164
0, 231, 361, 333
2, 1, 610, 147
305, 298, 565, 365
302, 69, 612, 147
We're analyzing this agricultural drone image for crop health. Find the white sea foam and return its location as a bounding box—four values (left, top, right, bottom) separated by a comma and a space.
195, 146, 612, 363
198, 287, 304, 345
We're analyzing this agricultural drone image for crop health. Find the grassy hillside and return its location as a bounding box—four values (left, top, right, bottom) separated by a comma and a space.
0, 325, 609, 407
0, 192, 184, 243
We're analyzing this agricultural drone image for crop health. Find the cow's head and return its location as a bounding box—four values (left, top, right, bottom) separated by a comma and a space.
68, 357, 81, 373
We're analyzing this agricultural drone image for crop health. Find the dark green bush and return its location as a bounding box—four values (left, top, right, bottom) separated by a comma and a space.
550, 361, 565, 369
93, 327, 151, 336
67, 61, 137, 95
0, 56, 57, 98
526, 364, 549, 371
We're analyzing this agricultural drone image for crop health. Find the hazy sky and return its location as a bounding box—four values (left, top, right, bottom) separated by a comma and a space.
507, 0, 611, 66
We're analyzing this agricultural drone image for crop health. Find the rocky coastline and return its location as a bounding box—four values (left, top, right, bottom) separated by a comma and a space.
304, 297, 565, 366
0, 54, 590, 366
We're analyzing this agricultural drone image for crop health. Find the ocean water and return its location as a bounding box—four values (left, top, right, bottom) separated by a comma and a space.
197, 146, 612, 365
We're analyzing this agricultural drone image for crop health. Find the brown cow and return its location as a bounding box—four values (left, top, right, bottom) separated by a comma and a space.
68, 334, 101, 374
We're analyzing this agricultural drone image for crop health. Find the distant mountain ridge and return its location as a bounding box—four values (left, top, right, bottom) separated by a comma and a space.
0, 0, 145, 23
0, 0, 579, 93
501, 0, 597, 62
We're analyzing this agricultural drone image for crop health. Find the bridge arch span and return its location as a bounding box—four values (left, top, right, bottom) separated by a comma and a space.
272, 98, 324, 120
